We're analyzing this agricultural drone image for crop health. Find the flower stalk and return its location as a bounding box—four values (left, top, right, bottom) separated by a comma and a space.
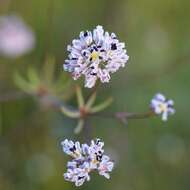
60, 85, 113, 134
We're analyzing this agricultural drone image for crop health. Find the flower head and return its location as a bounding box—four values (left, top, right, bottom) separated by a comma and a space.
0, 15, 35, 58
61, 138, 114, 186
151, 93, 175, 121
64, 25, 129, 88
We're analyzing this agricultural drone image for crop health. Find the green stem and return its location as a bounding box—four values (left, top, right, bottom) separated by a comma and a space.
60, 105, 80, 118
89, 110, 155, 124
74, 119, 84, 134
85, 91, 97, 110
76, 85, 85, 108
115, 111, 155, 120
90, 97, 113, 114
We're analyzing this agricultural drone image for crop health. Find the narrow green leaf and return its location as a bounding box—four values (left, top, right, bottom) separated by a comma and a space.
90, 97, 113, 114
27, 67, 40, 85
60, 105, 80, 118
14, 72, 35, 94
74, 119, 84, 134
76, 85, 84, 108
85, 92, 97, 110
43, 56, 56, 84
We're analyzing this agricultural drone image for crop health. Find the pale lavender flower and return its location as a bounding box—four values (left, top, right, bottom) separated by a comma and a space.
98, 155, 114, 179
64, 167, 90, 187
151, 93, 175, 121
61, 139, 82, 159
64, 25, 129, 88
61, 138, 114, 186
0, 15, 35, 58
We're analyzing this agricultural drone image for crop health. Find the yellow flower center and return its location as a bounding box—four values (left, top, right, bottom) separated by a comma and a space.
92, 159, 99, 164
71, 151, 81, 158
91, 51, 99, 61
159, 103, 167, 112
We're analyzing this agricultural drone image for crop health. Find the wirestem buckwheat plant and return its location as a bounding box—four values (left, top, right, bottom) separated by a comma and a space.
7, 25, 176, 187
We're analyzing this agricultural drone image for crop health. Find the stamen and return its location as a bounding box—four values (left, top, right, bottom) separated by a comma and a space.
93, 46, 98, 51
111, 43, 117, 50
84, 31, 88, 37
90, 51, 99, 61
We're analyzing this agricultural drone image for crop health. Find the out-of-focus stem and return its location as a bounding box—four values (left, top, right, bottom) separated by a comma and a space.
76, 85, 85, 108
90, 97, 113, 114
89, 110, 155, 124
74, 119, 84, 134
85, 91, 97, 110
115, 111, 155, 120
60, 105, 80, 118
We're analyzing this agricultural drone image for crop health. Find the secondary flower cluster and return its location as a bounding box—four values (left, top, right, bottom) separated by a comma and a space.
61, 138, 114, 186
0, 15, 35, 58
151, 93, 175, 121
64, 25, 129, 88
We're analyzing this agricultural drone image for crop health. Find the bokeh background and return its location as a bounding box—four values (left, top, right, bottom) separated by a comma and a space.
0, 0, 190, 190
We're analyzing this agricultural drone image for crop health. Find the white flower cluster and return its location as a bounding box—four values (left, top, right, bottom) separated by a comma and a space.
0, 15, 35, 58
151, 93, 175, 121
61, 138, 114, 186
64, 25, 129, 88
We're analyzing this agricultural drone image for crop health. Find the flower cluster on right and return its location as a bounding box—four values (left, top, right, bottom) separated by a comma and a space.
61, 138, 114, 186
151, 93, 175, 121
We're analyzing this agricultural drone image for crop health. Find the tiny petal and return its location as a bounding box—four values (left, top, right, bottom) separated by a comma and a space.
84, 75, 97, 88
98, 155, 114, 179
81, 144, 90, 155
61, 139, 82, 159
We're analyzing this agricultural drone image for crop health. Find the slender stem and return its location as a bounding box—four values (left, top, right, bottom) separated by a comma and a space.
76, 85, 85, 108
74, 119, 84, 134
83, 120, 93, 144
60, 105, 80, 119
90, 97, 113, 114
86, 80, 100, 101
89, 110, 155, 123
85, 91, 97, 110
115, 111, 155, 120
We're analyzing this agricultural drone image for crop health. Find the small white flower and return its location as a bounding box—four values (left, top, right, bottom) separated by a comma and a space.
61, 139, 82, 159
81, 143, 91, 155
0, 15, 35, 58
61, 138, 114, 186
64, 167, 90, 187
98, 155, 114, 179
151, 93, 175, 121
90, 138, 104, 154
64, 25, 129, 88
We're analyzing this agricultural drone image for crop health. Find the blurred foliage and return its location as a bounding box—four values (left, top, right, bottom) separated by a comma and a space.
0, 0, 190, 190
14, 56, 73, 100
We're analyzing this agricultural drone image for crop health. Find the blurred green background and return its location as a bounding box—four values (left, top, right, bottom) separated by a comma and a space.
0, 0, 190, 190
